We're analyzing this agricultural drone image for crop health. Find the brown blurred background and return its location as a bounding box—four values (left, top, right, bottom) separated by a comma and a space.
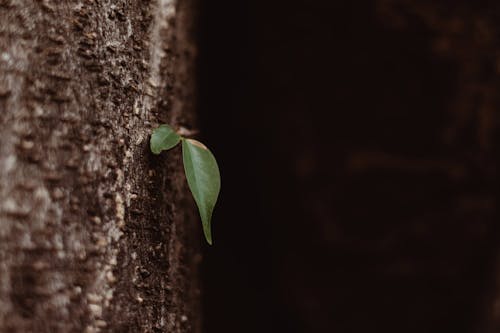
197, 1, 500, 332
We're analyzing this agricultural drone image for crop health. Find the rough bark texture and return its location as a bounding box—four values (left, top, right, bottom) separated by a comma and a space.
0, 0, 201, 332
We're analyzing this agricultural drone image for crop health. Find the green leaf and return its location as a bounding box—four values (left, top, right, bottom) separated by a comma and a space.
150, 124, 181, 154
182, 139, 221, 245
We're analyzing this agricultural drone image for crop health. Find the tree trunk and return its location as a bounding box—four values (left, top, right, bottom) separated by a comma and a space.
0, 0, 201, 332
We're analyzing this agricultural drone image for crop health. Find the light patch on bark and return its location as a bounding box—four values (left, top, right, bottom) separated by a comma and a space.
143, 0, 176, 116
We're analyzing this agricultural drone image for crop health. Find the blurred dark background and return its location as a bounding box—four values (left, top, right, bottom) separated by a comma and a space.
197, 1, 500, 332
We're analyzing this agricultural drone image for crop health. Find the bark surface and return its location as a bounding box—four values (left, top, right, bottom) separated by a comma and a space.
0, 0, 200, 332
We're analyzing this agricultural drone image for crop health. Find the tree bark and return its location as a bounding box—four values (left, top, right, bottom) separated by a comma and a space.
0, 0, 201, 332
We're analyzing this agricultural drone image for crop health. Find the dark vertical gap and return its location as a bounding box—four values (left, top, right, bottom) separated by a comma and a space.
197, 1, 289, 333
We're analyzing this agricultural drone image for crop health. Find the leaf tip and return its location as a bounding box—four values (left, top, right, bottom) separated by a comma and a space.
203, 221, 213, 245
149, 142, 161, 155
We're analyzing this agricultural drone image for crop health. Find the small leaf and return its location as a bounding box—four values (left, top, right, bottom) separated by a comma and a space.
182, 139, 221, 245
150, 124, 181, 154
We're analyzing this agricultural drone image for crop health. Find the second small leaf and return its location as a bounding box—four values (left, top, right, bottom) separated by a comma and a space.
150, 124, 181, 154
